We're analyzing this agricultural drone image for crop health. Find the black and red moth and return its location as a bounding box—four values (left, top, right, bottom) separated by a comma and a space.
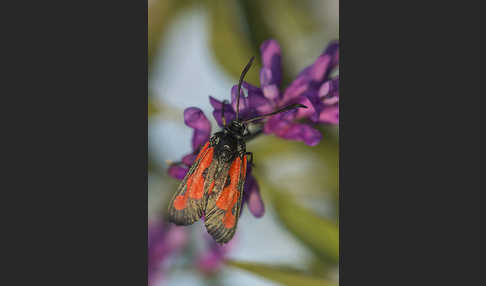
168, 57, 306, 244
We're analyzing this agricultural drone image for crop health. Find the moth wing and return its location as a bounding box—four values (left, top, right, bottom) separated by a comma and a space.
168, 142, 214, 225
204, 155, 247, 244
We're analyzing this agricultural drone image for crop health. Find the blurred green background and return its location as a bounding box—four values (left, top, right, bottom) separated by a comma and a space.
148, 0, 339, 285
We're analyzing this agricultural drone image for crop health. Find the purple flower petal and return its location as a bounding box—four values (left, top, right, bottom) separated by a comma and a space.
210, 96, 235, 127
248, 93, 273, 115
309, 54, 331, 82
263, 113, 288, 134
184, 107, 211, 151
243, 82, 274, 114
182, 153, 197, 166
193, 132, 210, 154
244, 173, 264, 217
260, 39, 282, 87
319, 105, 339, 124
231, 84, 250, 114
304, 92, 324, 122
281, 41, 339, 103
282, 124, 322, 146
319, 77, 339, 100
285, 95, 316, 120
213, 109, 236, 127
323, 40, 339, 69
309, 41, 339, 83
259, 67, 272, 86
282, 67, 311, 101
209, 96, 223, 109
314, 78, 339, 124
242, 81, 263, 95
230, 83, 275, 121
168, 165, 188, 180
318, 79, 331, 98
264, 114, 322, 146
262, 84, 280, 101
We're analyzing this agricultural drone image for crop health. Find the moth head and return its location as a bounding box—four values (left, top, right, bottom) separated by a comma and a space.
226, 120, 246, 138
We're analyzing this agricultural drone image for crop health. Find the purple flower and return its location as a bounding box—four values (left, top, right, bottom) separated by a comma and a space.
167, 107, 265, 218
197, 232, 236, 274
263, 109, 323, 146
282, 42, 339, 125
209, 96, 235, 127
260, 39, 283, 104
249, 39, 339, 146
148, 219, 188, 286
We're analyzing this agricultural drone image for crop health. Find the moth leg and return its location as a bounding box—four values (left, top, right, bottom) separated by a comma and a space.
221, 100, 229, 127
244, 152, 253, 166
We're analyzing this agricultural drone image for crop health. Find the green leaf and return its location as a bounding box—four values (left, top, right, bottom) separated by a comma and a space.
148, 97, 160, 118
265, 184, 339, 264
207, 0, 259, 84
236, 0, 275, 54
236, 0, 318, 86
226, 260, 338, 286
314, 127, 339, 198
148, 0, 192, 70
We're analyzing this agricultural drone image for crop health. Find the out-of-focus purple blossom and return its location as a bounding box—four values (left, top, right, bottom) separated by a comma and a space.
167, 108, 265, 218
197, 232, 236, 274
167, 165, 188, 180
148, 219, 188, 286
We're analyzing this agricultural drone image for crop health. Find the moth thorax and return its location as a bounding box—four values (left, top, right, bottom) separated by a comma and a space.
219, 145, 234, 162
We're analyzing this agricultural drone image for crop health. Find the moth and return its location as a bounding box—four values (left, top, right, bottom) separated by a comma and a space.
168, 57, 306, 243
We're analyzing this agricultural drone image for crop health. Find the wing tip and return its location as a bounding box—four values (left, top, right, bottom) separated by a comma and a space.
168, 205, 202, 226
204, 212, 236, 244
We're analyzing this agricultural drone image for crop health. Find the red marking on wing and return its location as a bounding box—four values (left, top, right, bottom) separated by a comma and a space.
173, 142, 212, 210
216, 157, 241, 210
189, 148, 213, 199
194, 142, 209, 161
216, 156, 247, 228
222, 194, 238, 228
208, 181, 215, 195
173, 173, 193, 210
242, 155, 247, 179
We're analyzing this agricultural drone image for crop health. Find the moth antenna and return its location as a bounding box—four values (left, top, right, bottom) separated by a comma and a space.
236, 56, 255, 121
243, 103, 307, 124
221, 99, 228, 126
